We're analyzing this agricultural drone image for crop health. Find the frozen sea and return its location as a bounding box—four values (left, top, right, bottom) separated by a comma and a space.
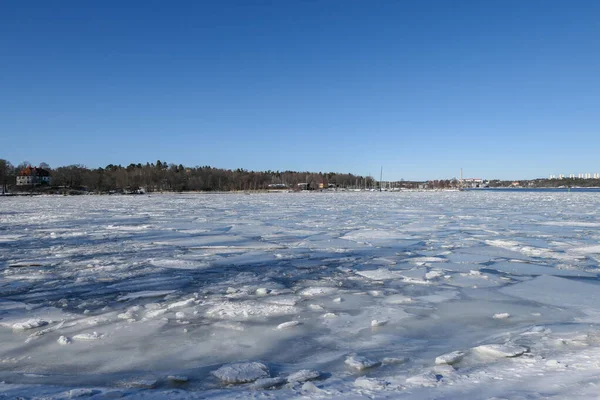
1, 192, 600, 399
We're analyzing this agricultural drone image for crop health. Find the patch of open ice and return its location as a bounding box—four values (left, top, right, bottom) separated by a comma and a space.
383, 294, 413, 304
211, 362, 269, 384
213, 321, 246, 331
382, 357, 408, 365
500, 275, 600, 310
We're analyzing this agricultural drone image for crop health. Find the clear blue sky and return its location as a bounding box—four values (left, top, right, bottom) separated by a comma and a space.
1, 1, 599, 180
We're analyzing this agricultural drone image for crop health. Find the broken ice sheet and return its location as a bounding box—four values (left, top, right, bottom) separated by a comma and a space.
2, 192, 600, 399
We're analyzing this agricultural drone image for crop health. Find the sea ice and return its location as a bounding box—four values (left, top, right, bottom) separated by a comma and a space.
3, 191, 600, 399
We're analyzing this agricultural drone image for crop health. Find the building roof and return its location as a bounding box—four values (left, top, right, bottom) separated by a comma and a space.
18, 166, 51, 177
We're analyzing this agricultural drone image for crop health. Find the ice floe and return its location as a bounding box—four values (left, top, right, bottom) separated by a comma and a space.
211, 362, 270, 384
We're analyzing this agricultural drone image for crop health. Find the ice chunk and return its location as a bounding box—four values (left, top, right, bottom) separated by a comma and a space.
206, 300, 297, 320
345, 355, 381, 371
68, 388, 100, 397
263, 295, 301, 306
406, 371, 440, 387
276, 321, 301, 330
435, 351, 465, 365
354, 376, 388, 390
175, 312, 186, 319
410, 256, 447, 264
568, 244, 600, 254
73, 332, 103, 341
473, 344, 528, 358
57, 336, 71, 345
371, 319, 388, 327
300, 287, 338, 297
12, 319, 48, 330
117, 312, 136, 320
166, 298, 195, 310
425, 270, 444, 280
287, 369, 321, 383
145, 309, 167, 318
301, 381, 323, 393
120, 378, 157, 389
255, 288, 270, 296
250, 377, 286, 389
488, 261, 593, 277
212, 362, 269, 384
356, 269, 404, 280
493, 313, 510, 319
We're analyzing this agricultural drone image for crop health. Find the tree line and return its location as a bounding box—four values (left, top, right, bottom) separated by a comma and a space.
0, 159, 377, 193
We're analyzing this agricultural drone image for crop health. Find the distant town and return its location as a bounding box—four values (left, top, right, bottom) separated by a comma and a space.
1, 159, 600, 195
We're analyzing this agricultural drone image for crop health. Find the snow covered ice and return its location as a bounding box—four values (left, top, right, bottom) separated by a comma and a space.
2, 191, 600, 398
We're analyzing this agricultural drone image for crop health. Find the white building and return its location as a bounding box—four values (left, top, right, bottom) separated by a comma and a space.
16, 166, 51, 186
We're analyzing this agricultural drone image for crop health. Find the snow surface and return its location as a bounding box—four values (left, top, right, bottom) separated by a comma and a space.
2, 191, 600, 398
